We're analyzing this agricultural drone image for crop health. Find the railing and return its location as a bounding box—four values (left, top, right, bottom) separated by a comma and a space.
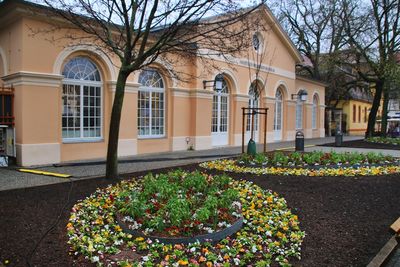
0, 85, 14, 126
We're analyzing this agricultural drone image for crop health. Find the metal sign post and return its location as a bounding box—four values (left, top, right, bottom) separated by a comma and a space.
241, 107, 268, 154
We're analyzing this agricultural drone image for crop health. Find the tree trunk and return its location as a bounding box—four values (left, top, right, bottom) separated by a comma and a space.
365, 81, 383, 138
105, 68, 129, 180
381, 88, 389, 137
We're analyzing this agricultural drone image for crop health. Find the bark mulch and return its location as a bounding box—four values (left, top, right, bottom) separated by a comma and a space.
0, 164, 399, 266
319, 139, 400, 150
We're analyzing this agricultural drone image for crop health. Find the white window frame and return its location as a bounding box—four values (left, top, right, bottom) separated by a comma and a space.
274, 89, 283, 131
62, 79, 103, 143
137, 73, 165, 139
246, 86, 259, 132
62, 56, 103, 143
312, 95, 318, 129
296, 99, 303, 130
211, 78, 229, 134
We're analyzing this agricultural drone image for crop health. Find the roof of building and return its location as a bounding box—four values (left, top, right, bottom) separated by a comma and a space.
0, 0, 303, 63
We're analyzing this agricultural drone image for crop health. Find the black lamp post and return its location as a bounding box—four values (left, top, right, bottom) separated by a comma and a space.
291, 90, 308, 101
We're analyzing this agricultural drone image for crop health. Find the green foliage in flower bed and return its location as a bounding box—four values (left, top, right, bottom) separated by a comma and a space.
67, 172, 304, 266
366, 137, 400, 146
237, 151, 397, 167
115, 170, 240, 237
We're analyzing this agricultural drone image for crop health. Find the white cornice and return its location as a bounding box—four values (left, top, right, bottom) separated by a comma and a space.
285, 99, 296, 106
232, 94, 249, 102
2, 71, 63, 87
107, 81, 139, 93
171, 87, 191, 97
190, 89, 214, 99
263, 96, 276, 104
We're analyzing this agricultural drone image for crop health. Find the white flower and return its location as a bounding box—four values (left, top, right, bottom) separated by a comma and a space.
91, 256, 99, 263
218, 222, 226, 227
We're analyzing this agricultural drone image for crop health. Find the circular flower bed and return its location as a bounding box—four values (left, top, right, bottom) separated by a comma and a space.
114, 170, 242, 243
200, 152, 400, 176
67, 171, 304, 266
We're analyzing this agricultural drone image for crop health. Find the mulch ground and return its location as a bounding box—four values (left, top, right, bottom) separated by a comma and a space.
1, 161, 400, 266
319, 139, 400, 150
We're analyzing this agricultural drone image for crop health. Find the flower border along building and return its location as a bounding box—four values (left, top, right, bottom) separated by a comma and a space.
0, 0, 325, 166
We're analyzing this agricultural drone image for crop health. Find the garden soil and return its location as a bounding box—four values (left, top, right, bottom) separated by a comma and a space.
1, 163, 400, 266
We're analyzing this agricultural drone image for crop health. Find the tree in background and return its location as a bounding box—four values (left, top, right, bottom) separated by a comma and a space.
36, 0, 266, 179
276, 0, 364, 109
381, 57, 400, 135
276, 0, 400, 137
342, 0, 400, 137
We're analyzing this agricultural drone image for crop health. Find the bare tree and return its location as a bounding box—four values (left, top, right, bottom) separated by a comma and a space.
276, 0, 366, 112
35, 0, 266, 179
246, 28, 275, 136
342, 0, 400, 137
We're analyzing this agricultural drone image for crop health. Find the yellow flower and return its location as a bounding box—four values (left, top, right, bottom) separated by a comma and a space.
206, 262, 213, 267
94, 234, 102, 243
135, 237, 144, 242
87, 242, 95, 252
178, 259, 188, 265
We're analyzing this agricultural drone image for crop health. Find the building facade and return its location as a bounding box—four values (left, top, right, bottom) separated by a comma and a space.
0, 1, 325, 166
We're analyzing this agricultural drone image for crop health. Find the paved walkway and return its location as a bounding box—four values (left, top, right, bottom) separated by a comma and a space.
0, 135, 396, 191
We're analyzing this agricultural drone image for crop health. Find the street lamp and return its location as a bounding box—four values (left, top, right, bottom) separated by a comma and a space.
203, 74, 224, 91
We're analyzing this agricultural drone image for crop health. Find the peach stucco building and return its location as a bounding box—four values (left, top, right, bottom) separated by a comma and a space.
0, 1, 325, 166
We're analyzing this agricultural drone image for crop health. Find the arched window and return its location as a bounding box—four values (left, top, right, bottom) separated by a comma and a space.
211, 75, 229, 134
295, 93, 304, 129
312, 95, 318, 129
353, 104, 356, 123
274, 88, 283, 140
62, 57, 102, 140
364, 106, 367, 122
358, 105, 361, 122
246, 83, 259, 132
138, 69, 165, 137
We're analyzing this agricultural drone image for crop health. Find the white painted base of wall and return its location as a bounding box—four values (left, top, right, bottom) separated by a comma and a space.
319, 128, 325, 137
233, 134, 242, 146
118, 139, 137, 157
266, 131, 275, 143
304, 129, 313, 138
16, 143, 61, 166
194, 136, 212, 150
172, 136, 192, 151
286, 130, 296, 141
